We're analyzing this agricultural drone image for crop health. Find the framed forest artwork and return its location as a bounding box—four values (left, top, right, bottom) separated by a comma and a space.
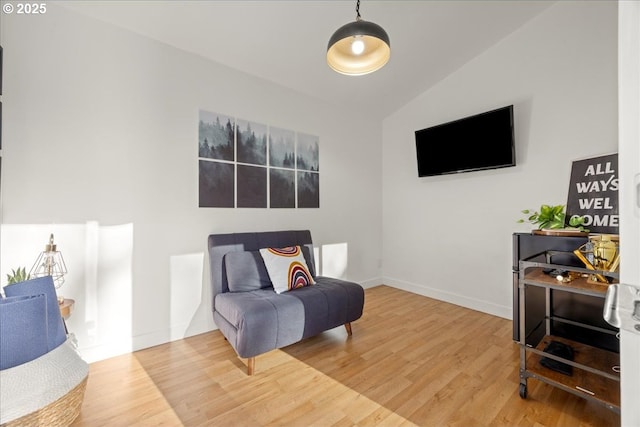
198, 110, 319, 209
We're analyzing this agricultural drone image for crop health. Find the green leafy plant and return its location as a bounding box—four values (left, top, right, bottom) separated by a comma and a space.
6, 267, 30, 285
518, 204, 589, 232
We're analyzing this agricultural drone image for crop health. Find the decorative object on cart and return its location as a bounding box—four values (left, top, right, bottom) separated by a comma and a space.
5, 267, 30, 285
29, 234, 68, 303
0, 276, 88, 426
574, 234, 619, 284
326, 0, 390, 76
518, 204, 589, 235
589, 234, 619, 271
539, 340, 575, 376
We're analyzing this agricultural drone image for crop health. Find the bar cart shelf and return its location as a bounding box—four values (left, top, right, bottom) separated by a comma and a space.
518, 251, 620, 413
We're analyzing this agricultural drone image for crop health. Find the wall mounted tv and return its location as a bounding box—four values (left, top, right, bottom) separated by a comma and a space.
415, 105, 515, 177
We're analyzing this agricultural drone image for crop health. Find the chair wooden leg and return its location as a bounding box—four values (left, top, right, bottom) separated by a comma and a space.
247, 357, 255, 375
344, 322, 352, 336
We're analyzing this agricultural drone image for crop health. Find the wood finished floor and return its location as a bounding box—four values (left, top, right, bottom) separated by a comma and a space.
71, 285, 620, 427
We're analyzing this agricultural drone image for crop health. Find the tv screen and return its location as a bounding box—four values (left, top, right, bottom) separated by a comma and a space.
415, 105, 515, 177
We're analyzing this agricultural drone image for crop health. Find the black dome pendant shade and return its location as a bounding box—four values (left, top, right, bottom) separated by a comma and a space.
326, 0, 390, 76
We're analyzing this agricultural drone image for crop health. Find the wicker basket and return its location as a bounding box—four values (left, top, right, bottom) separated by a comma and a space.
1, 374, 88, 427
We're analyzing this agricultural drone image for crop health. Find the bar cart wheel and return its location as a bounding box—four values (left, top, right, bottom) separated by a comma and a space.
519, 383, 527, 399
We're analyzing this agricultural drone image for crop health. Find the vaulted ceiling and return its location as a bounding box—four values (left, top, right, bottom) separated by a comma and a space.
58, 1, 556, 120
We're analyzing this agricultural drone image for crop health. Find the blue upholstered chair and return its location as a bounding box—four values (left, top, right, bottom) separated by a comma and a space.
0, 276, 89, 426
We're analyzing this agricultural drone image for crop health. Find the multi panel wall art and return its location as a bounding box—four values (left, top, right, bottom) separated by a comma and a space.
198, 110, 319, 208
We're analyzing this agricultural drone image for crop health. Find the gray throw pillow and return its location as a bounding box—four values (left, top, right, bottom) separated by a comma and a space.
224, 251, 272, 292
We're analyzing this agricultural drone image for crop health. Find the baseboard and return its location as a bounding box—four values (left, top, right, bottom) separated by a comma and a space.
381, 277, 512, 320
358, 277, 383, 289
79, 276, 510, 364
78, 319, 215, 364
76, 337, 134, 364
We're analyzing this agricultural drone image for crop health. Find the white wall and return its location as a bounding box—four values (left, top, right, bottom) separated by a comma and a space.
0, 4, 383, 362
381, 1, 618, 318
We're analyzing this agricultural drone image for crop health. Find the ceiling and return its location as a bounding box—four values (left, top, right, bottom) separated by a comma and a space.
57, 1, 556, 120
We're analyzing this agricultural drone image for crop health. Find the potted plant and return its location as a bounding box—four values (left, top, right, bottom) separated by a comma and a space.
518, 204, 589, 235
6, 267, 30, 285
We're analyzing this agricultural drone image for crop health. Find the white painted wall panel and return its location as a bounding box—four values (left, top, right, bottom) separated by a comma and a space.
381, 1, 618, 319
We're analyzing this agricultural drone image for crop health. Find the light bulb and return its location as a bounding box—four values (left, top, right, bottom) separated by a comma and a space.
351, 38, 365, 55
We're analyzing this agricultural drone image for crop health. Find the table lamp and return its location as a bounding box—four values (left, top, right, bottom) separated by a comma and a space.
29, 234, 68, 303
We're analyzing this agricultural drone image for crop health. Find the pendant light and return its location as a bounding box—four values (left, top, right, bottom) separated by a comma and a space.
326, 0, 390, 76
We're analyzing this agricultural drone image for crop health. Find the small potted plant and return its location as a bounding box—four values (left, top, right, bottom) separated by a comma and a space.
6, 267, 30, 285
518, 204, 589, 236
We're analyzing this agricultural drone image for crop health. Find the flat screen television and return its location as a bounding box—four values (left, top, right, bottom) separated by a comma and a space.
415, 105, 515, 177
